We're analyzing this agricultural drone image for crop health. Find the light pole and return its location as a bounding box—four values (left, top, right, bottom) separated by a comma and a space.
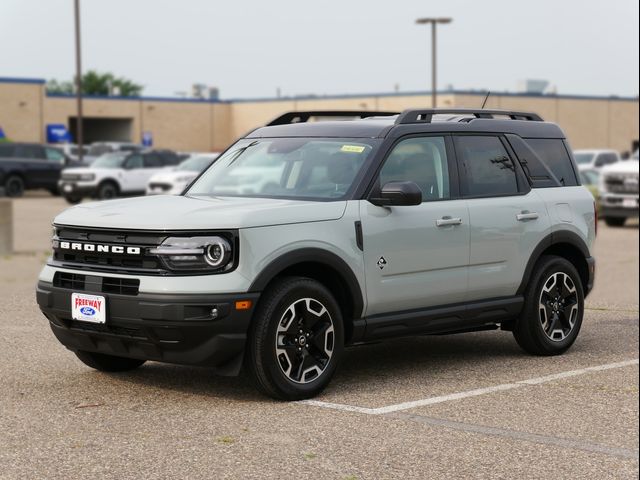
74, 0, 84, 162
415, 17, 452, 108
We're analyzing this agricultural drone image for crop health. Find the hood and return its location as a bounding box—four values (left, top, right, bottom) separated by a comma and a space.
63, 166, 119, 175
148, 170, 196, 183
601, 160, 639, 175
54, 195, 347, 230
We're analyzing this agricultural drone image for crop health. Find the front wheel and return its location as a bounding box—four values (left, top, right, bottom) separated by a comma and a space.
246, 277, 344, 400
513, 255, 584, 356
96, 182, 118, 200
75, 351, 146, 372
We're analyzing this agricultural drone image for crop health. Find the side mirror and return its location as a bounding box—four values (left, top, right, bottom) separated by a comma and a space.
370, 181, 422, 207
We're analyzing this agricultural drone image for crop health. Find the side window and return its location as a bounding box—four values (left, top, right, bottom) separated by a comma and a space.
596, 153, 618, 166
143, 154, 163, 168
125, 154, 143, 169
378, 136, 450, 202
160, 153, 180, 166
45, 147, 65, 164
523, 139, 578, 186
0, 145, 14, 157
15, 144, 44, 159
455, 136, 519, 197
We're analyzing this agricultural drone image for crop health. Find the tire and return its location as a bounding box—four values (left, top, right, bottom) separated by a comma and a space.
97, 181, 118, 200
246, 276, 344, 400
513, 255, 584, 356
604, 217, 626, 227
75, 351, 146, 372
48, 187, 61, 197
64, 195, 82, 204
4, 175, 24, 197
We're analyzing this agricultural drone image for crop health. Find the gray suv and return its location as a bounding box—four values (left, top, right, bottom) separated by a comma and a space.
36, 109, 596, 400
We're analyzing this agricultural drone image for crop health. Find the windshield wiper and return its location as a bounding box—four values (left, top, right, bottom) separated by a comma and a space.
227, 141, 259, 167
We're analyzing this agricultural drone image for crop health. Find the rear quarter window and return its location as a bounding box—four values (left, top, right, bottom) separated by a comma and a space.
523, 138, 578, 187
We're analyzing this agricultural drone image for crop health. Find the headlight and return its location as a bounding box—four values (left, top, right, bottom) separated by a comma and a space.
79, 173, 95, 181
149, 236, 233, 272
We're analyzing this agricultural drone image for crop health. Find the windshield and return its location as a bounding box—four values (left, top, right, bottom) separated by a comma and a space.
574, 153, 595, 165
177, 155, 215, 172
187, 138, 377, 200
88, 144, 112, 156
91, 152, 127, 168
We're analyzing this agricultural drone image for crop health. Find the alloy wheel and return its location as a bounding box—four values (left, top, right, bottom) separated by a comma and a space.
538, 272, 579, 341
275, 298, 335, 384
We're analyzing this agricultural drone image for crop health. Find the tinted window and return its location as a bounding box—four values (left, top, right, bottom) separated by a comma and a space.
45, 147, 65, 163
0, 145, 15, 157
524, 139, 578, 186
505, 134, 559, 188
14, 144, 43, 159
378, 136, 450, 201
159, 153, 180, 166
595, 153, 618, 167
125, 154, 143, 169
143, 154, 163, 168
455, 136, 518, 196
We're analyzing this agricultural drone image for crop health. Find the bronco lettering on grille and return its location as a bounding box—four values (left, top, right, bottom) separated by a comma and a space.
58, 241, 142, 255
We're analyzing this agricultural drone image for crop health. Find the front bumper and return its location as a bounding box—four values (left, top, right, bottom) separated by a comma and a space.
58, 180, 99, 197
36, 281, 259, 375
600, 194, 639, 218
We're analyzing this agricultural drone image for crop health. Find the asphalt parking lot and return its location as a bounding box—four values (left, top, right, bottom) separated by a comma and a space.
1, 195, 638, 479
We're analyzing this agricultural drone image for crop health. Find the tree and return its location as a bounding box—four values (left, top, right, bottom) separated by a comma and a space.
46, 70, 143, 97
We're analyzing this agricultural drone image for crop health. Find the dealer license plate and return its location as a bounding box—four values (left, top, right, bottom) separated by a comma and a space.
71, 293, 106, 324
623, 198, 637, 208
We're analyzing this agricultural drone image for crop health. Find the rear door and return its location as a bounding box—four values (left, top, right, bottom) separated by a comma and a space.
454, 135, 551, 301
43, 147, 67, 188
360, 135, 470, 316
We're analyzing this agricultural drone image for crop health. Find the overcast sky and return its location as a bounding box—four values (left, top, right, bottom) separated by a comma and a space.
1, 0, 638, 99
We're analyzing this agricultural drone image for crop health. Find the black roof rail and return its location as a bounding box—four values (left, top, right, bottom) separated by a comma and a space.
395, 108, 543, 124
266, 110, 399, 126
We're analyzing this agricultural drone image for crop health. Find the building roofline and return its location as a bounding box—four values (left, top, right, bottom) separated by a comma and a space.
1, 76, 638, 104
0, 76, 46, 85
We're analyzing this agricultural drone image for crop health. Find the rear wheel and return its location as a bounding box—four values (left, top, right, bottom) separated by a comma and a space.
97, 182, 118, 200
604, 217, 626, 227
247, 277, 344, 400
4, 175, 24, 197
75, 351, 146, 372
513, 255, 584, 355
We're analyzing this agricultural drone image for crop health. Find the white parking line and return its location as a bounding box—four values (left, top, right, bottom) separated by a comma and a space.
300, 359, 639, 415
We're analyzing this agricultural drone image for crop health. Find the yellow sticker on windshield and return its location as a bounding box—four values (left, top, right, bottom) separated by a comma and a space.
341, 145, 366, 153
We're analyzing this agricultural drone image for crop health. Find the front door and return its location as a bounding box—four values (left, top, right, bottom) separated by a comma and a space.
360, 135, 470, 317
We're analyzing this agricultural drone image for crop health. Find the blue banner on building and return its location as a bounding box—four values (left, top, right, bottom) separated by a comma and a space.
0, 126, 6, 140
142, 131, 153, 147
46, 124, 72, 143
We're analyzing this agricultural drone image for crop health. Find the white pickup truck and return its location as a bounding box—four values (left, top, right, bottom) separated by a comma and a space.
599, 150, 639, 227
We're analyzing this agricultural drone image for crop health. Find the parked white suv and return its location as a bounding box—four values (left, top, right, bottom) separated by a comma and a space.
599, 150, 639, 226
146, 153, 218, 195
59, 150, 181, 203
573, 149, 620, 171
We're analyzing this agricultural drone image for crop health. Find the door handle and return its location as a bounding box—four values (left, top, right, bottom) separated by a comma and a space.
436, 216, 463, 227
516, 211, 539, 221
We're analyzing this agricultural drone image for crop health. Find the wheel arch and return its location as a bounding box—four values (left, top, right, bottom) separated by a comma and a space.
517, 231, 591, 296
97, 178, 120, 193
249, 248, 365, 343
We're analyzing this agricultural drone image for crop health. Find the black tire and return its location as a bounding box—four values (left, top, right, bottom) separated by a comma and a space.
604, 217, 626, 227
75, 350, 146, 372
64, 195, 82, 204
513, 255, 584, 356
4, 175, 25, 197
48, 187, 61, 197
246, 276, 344, 400
97, 181, 118, 200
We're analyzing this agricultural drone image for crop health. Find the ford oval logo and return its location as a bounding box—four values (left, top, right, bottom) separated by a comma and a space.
80, 306, 96, 316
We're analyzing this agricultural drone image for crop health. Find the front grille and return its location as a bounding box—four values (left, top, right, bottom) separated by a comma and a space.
53, 272, 140, 296
149, 182, 172, 191
61, 173, 81, 181
604, 174, 639, 194
52, 226, 167, 274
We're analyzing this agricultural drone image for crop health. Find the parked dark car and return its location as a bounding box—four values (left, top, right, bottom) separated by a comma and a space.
0, 143, 80, 197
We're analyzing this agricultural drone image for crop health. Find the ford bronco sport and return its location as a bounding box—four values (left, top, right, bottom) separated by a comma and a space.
36, 109, 596, 400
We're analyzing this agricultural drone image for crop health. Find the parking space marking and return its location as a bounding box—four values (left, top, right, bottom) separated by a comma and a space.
301, 359, 639, 415
388, 412, 640, 461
